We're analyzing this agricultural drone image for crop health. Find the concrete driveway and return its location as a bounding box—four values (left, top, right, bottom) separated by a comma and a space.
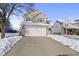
5, 36, 78, 56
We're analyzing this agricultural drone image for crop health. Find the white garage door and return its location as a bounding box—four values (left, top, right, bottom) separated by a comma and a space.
25, 26, 46, 36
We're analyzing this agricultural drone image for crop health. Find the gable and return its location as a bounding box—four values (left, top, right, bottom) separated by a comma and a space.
24, 9, 48, 20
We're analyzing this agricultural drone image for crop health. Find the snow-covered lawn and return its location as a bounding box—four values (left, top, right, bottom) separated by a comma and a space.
0, 33, 22, 56
48, 35, 79, 52
5, 33, 19, 37
0, 33, 19, 39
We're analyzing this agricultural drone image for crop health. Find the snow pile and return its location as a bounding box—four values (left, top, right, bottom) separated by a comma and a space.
0, 35, 22, 56
48, 35, 79, 52
5, 33, 19, 38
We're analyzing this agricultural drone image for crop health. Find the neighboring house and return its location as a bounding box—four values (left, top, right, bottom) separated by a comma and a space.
20, 9, 51, 36
52, 21, 64, 34
52, 20, 79, 35
63, 20, 79, 35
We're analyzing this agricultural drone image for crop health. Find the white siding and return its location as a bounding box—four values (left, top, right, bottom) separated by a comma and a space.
52, 21, 64, 34
25, 26, 47, 36
24, 10, 48, 24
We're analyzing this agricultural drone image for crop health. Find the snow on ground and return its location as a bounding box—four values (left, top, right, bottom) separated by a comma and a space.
48, 35, 79, 52
0, 33, 22, 56
5, 33, 19, 38
0, 33, 19, 39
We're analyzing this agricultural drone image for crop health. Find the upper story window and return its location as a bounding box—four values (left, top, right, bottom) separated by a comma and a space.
38, 18, 44, 22
26, 17, 32, 21
39, 20, 42, 22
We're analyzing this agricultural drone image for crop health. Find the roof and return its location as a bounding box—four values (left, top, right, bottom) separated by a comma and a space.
75, 19, 79, 21
56, 21, 63, 24
23, 9, 35, 17
22, 21, 49, 27
63, 23, 79, 29
54, 20, 79, 29
23, 9, 48, 19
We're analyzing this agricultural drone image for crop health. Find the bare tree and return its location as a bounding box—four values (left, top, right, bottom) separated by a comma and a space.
0, 3, 34, 39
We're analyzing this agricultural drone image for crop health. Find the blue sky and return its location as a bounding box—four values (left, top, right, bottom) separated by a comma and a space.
35, 3, 79, 23
10, 3, 79, 30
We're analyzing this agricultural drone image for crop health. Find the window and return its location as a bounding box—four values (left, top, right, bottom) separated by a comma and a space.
39, 18, 44, 22
39, 20, 42, 22
26, 17, 32, 21
48, 28, 51, 31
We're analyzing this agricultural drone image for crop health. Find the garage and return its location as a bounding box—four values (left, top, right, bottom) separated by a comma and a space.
23, 22, 49, 36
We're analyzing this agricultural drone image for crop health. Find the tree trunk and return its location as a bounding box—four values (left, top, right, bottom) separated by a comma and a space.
1, 25, 5, 39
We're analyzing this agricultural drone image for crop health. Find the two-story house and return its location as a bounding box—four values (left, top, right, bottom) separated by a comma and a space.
20, 9, 51, 36
52, 20, 79, 35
